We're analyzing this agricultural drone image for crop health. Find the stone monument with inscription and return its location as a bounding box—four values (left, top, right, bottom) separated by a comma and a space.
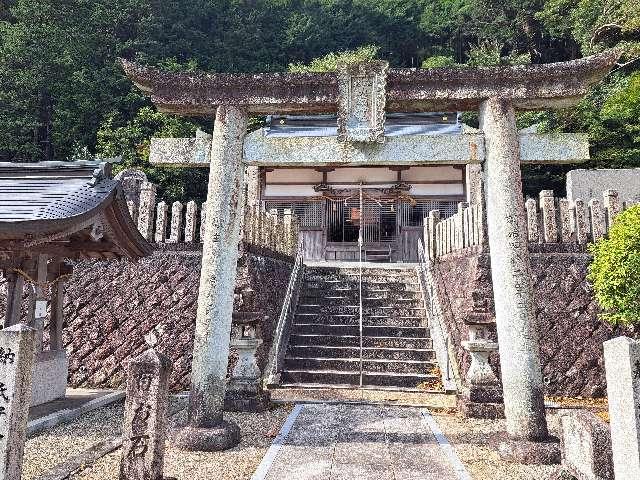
119, 349, 173, 480
0, 324, 36, 480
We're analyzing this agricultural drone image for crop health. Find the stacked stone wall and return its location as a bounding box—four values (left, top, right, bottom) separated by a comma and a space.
434, 249, 637, 397
0, 245, 293, 392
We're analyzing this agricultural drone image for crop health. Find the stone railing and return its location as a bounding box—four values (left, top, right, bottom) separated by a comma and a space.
424, 189, 630, 259
128, 181, 299, 257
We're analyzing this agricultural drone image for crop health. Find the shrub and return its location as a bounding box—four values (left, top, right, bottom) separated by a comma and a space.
588, 204, 640, 325
421, 56, 456, 69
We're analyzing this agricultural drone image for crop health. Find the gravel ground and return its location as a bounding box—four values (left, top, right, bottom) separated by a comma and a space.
22, 402, 125, 480
432, 410, 563, 480
71, 404, 293, 480
23, 395, 569, 480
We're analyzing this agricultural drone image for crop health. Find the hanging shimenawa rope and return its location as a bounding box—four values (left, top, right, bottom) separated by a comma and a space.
305, 190, 417, 206
8, 268, 71, 288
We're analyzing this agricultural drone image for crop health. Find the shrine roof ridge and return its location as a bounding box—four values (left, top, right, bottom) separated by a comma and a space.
120, 50, 620, 116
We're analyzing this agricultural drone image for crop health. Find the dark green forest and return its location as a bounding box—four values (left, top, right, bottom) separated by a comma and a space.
0, 0, 638, 201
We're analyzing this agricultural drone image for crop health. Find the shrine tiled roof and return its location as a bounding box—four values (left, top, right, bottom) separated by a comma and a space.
0, 161, 151, 259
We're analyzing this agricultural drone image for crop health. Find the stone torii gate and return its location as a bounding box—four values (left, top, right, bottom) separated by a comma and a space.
122, 51, 619, 456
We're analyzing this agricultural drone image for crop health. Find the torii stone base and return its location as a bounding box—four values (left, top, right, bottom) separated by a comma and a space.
174, 422, 241, 452
492, 433, 561, 465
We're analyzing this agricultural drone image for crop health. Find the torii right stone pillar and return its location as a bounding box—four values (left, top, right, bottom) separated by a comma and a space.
175, 105, 248, 451
480, 98, 557, 462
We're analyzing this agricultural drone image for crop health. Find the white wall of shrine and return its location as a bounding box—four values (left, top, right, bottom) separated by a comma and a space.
263, 166, 464, 198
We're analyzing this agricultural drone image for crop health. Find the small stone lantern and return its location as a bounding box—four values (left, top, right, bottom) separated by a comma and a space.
224, 312, 271, 412
457, 316, 504, 419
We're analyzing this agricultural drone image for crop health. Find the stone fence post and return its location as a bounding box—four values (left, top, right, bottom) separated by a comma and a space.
137, 182, 157, 242
574, 199, 589, 244
200, 202, 207, 243
525, 198, 539, 243
603, 189, 621, 231
154, 202, 168, 243
589, 199, 606, 242
539, 190, 558, 243
119, 349, 172, 480
184, 201, 198, 243
432, 218, 439, 258
604, 336, 640, 480
0, 324, 37, 480
558, 199, 573, 243
283, 209, 293, 256
168, 201, 184, 243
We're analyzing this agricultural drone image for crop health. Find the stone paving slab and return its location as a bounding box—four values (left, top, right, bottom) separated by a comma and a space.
257, 404, 470, 480
270, 387, 457, 409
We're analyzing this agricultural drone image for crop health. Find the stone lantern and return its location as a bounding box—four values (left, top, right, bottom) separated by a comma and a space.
224, 312, 271, 412
457, 316, 504, 419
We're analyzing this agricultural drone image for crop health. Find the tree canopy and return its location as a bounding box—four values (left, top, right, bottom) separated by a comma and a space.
0, 0, 638, 200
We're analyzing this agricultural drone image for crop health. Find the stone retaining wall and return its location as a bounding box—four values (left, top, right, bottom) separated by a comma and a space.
0, 245, 293, 392
2, 243, 631, 398
433, 247, 637, 397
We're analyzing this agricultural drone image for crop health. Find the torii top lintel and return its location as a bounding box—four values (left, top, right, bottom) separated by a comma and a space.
120, 50, 619, 117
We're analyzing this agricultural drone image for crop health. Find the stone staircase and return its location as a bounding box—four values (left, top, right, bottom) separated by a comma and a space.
280, 266, 441, 390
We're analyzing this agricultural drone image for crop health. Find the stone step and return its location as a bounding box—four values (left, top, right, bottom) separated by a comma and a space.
305, 267, 417, 276
303, 281, 421, 292
292, 323, 429, 338
296, 305, 425, 317
289, 334, 433, 349
299, 295, 423, 307
294, 313, 424, 327
304, 274, 419, 284
287, 345, 436, 361
283, 357, 436, 374
280, 369, 438, 389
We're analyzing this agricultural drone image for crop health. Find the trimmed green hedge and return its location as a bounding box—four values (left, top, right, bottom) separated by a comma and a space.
588, 205, 640, 325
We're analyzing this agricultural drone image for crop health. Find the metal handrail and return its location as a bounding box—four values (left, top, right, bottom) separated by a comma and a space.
358, 184, 364, 388
265, 240, 305, 385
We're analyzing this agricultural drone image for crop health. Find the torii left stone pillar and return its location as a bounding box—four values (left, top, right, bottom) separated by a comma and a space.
175, 105, 248, 451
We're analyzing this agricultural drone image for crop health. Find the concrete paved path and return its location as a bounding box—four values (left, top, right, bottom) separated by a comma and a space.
253, 403, 471, 480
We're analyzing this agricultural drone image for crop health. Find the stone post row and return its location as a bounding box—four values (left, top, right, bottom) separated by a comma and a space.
119, 349, 172, 480
480, 98, 551, 453
0, 324, 37, 480
175, 105, 247, 451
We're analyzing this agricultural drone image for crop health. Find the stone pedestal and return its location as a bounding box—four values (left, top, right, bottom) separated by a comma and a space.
225, 312, 270, 412
225, 337, 270, 412
30, 350, 68, 406
559, 410, 613, 480
457, 322, 504, 420
480, 97, 557, 463
175, 105, 248, 452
